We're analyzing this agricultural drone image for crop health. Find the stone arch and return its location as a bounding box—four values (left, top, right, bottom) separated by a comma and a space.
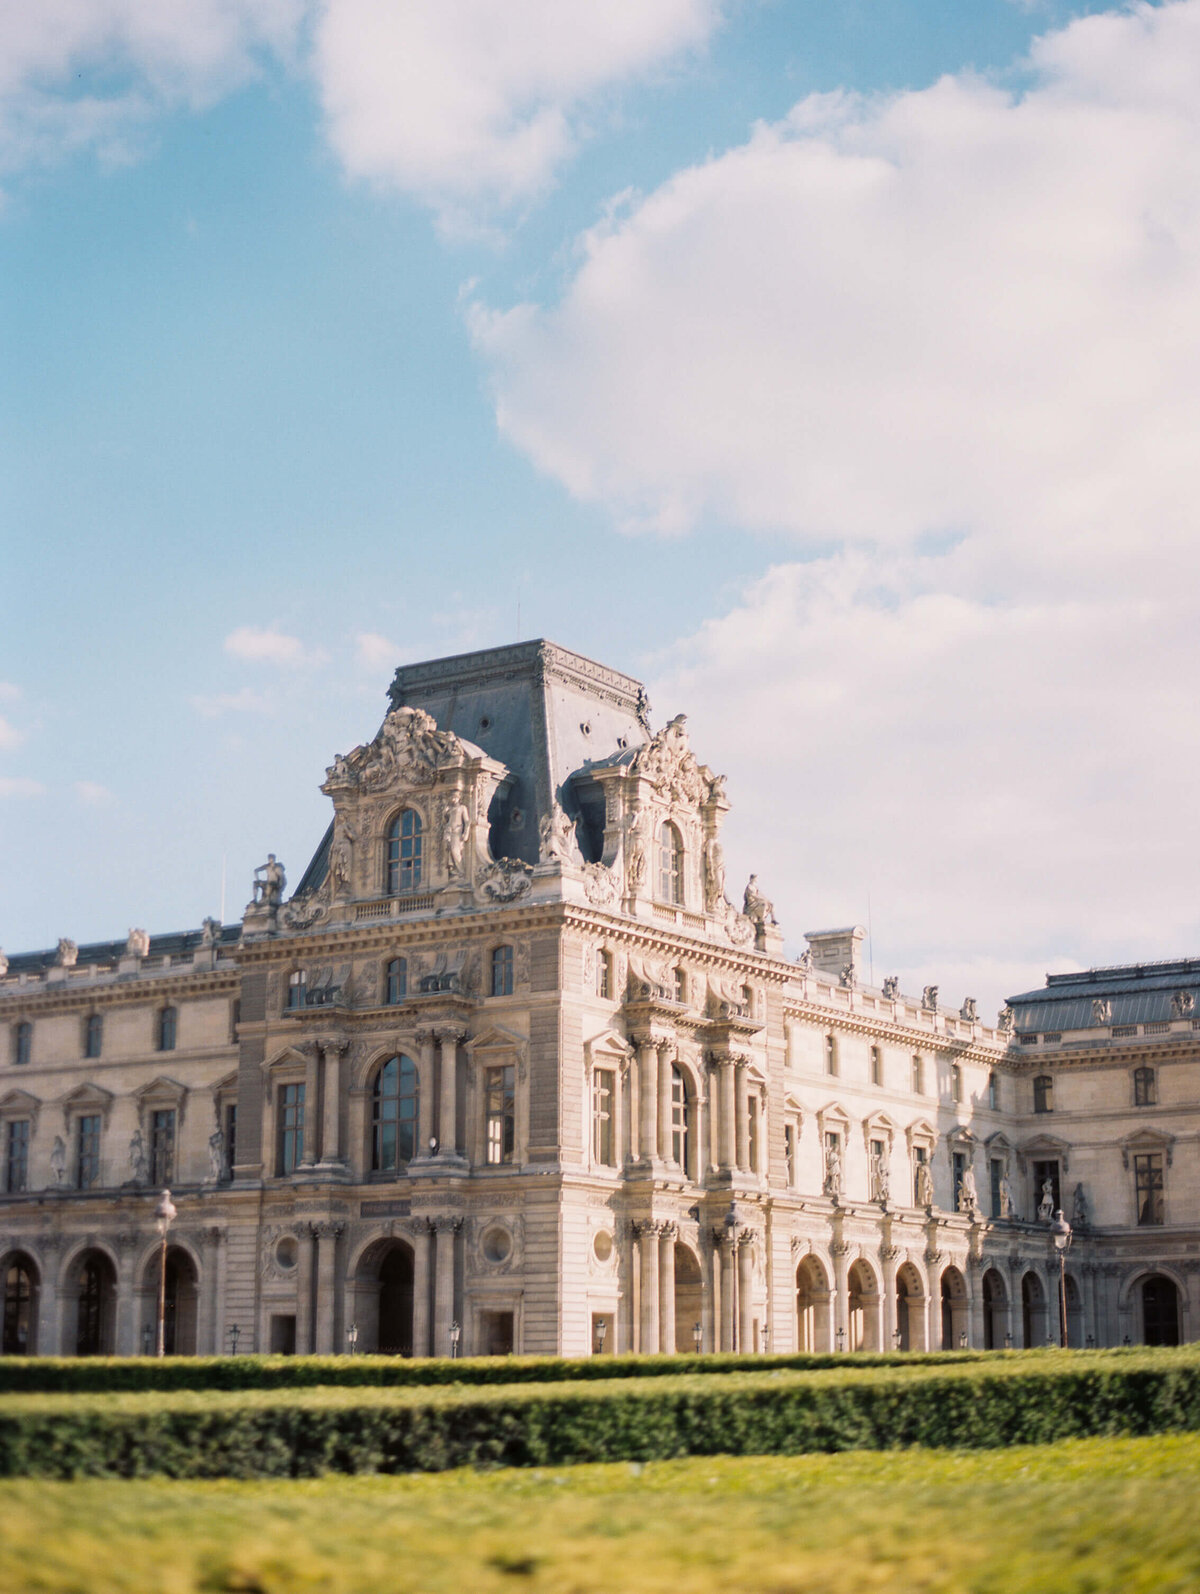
348, 1234, 416, 1355
981, 1266, 1008, 1350
939, 1264, 968, 1350
1021, 1269, 1047, 1348
137, 1243, 201, 1355
795, 1252, 832, 1353
1, 1250, 40, 1355
1118, 1267, 1185, 1346
1063, 1270, 1084, 1349
895, 1260, 927, 1351
672, 1239, 704, 1353
60, 1245, 118, 1356
846, 1257, 880, 1351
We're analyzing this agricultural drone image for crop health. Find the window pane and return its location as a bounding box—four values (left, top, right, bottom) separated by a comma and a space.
150, 1109, 176, 1185
6, 1121, 29, 1194
594, 1070, 615, 1166
1135, 1153, 1164, 1225
485, 1065, 515, 1164
77, 1115, 101, 1190
158, 1008, 177, 1051
491, 946, 514, 997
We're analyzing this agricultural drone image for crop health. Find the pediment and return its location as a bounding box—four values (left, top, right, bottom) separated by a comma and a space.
211, 1070, 238, 1099
985, 1131, 1015, 1154
905, 1117, 937, 1149
1019, 1132, 1071, 1171
1119, 1127, 1175, 1168
861, 1109, 899, 1150
467, 1023, 528, 1058
134, 1075, 186, 1106
583, 1027, 634, 1066
0, 1088, 40, 1125
945, 1123, 977, 1146
264, 1044, 312, 1073
59, 1082, 114, 1123
816, 1100, 853, 1134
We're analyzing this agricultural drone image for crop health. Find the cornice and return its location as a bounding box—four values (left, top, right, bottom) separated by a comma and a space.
0, 968, 239, 1017
782, 996, 1010, 1065
1004, 1035, 1200, 1070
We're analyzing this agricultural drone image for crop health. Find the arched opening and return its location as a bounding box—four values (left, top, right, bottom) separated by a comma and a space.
140, 1247, 199, 1355
981, 1268, 1007, 1350
940, 1266, 968, 1349
894, 1262, 926, 1351
673, 1243, 703, 1353
1141, 1274, 1181, 1346
796, 1255, 832, 1352
65, 1249, 117, 1356
847, 1259, 880, 1351
350, 1239, 416, 1356
1021, 1271, 1046, 1348
1064, 1272, 1083, 1349
372, 1054, 419, 1171
1, 1253, 39, 1355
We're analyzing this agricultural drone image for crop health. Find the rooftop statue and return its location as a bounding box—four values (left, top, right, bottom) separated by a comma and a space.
743, 875, 776, 929
253, 854, 286, 908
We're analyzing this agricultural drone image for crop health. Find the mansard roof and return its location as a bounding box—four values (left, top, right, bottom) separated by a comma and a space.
2, 923, 240, 977
1007, 958, 1200, 1033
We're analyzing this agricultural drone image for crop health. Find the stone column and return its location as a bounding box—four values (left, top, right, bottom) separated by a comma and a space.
296, 1226, 316, 1354
659, 1223, 677, 1355
314, 1223, 341, 1354
881, 1248, 899, 1352
638, 1042, 658, 1165
207, 1227, 226, 1355
638, 1222, 660, 1353
718, 1059, 736, 1172
718, 1231, 737, 1351
737, 1232, 755, 1353
734, 1062, 750, 1174
831, 1241, 850, 1351
409, 1221, 432, 1357
967, 1257, 985, 1349
320, 1041, 345, 1164
437, 1031, 459, 1156
658, 1043, 674, 1162
301, 1045, 320, 1166
417, 1031, 437, 1153
432, 1216, 460, 1356
114, 1231, 139, 1356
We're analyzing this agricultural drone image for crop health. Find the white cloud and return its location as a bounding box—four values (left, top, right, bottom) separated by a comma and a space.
355, 632, 400, 672
74, 780, 114, 804
223, 626, 308, 666
191, 686, 273, 718
0, 777, 45, 798
0, 716, 23, 751
312, 0, 722, 224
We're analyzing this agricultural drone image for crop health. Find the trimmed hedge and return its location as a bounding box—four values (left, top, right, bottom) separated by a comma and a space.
0, 1347, 999, 1395
0, 1351, 1198, 1478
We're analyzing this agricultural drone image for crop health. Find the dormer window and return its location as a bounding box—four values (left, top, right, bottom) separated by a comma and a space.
658, 822, 684, 905
385, 809, 423, 894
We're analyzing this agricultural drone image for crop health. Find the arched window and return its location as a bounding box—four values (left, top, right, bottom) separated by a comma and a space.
490, 945, 514, 997
2, 1257, 35, 1355
372, 1055, 419, 1171
670, 1066, 689, 1172
157, 1007, 177, 1052
84, 1013, 103, 1059
1033, 1074, 1054, 1113
286, 970, 306, 1010
658, 822, 684, 905
13, 1023, 31, 1067
385, 809, 423, 894
825, 1034, 838, 1076
385, 957, 407, 1005
1134, 1066, 1156, 1107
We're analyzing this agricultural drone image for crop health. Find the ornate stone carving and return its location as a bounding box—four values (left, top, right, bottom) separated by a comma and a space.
324, 706, 468, 793
538, 801, 580, 865
922, 985, 939, 1011
582, 861, 618, 906
882, 976, 900, 999
839, 965, 857, 990
56, 939, 78, 968
960, 997, 978, 1022
997, 1006, 1015, 1033
253, 855, 286, 907
1071, 1182, 1089, 1228
703, 836, 726, 911
0, 950, 7, 978
125, 928, 150, 959
1171, 990, 1194, 1019
443, 795, 472, 877
823, 1141, 842, 1201
479, 859, 532, 901
916, 1162, 934, 1208
281, 894, 328, 931
742, 876, 776, 930
1092, 998, 1112, 1025
628, 714, 720, 806
200, 917, 221, 947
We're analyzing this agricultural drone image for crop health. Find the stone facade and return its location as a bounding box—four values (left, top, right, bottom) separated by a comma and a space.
0, 640, 1196, 1357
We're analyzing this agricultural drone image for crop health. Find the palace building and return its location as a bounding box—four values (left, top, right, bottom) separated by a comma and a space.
0, 640, 1196, 1358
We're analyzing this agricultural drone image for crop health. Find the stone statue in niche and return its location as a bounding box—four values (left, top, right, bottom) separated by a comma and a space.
742, 875, 776, 929
999, 1170, 1016, 1219
1071, 1182, 1089, 1228
625, 833, 647, 892
922, 985, 939, 1011
538, 802, 578, 866
443, 797, 471, 876
916, 1161, 934, 1208
703, 836, 726, 909
870, 1150, 890, 1204
330, 822, 356, 892
50, 1135, 66, 1186
208, 1128, 225, 1182
959, 1165, 979, 1217
253, 854, 286, 907
823, 1142, 842, 1200
129, 1130, 148, 1186
882, 976, 900, 999
1038, 1180, 1055, 1222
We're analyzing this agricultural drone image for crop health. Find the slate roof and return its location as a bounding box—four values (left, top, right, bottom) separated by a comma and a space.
1006, 959, 1200, 1033
3, 924, 241, 977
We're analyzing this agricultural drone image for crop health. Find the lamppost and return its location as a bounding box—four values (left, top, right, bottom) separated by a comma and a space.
594, 1318, 608, 1355
347, 1322, 359, 1355
724, 1204, 739, 1353
692, 1320, 703, 1354
154, 1188, 177, 1358
227, 1323, 241, 1356
836, 1326, 846, 1353
761, 1323, 771, 1355
449, 1319, 461, 1359
959, 1330, 968, 1350
892, 1328, 902, 1351
1050, 1208, 1072, 1348
142, 1324, 152, 1356
1004, 1332, 1013, 1350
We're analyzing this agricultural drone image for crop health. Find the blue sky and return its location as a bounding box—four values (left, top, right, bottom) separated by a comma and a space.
3, 0, 1198, 1016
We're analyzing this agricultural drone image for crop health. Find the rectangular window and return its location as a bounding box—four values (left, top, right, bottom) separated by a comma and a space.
870, 1046, 883, 1086
952, 1150, 967, 1211
1033, 1159, 1061, 1215
224, 1103, 237, 1179
911, 1054, 924, 1094
77, 1114, 101, 1190
84, 1014, 103, 1059
490, 946, 514, 998
1135, 1153, 1165, 1226
784, 1122, 796, 1186
593, 1069, 615, 1166
150, 1109, 176, 1186
277, 1083, 305, 1176
747, 1095, 759, 1173
385, 958, 407, 1005
990, 1158, 1003, 1219
987, 1072, 999, 1111
825, 1035, 838, 1076
1033, 1075, 1054, 1113
597, 951, 611, 1000
951, 1064, 963, 1104
5, 1120, 29, 1194
674, 967, 687, 1003
157, 1007, 177, 1052
14, 1023, 31, 1066
1134, 1067, 1156, 1107
485, 1065, 515, 1165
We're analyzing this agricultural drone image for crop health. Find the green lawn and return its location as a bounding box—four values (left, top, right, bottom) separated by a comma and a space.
1, 1434, 1198, 1594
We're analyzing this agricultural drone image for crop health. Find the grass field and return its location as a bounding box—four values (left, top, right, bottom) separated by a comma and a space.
0, 1433, 1197, 1594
